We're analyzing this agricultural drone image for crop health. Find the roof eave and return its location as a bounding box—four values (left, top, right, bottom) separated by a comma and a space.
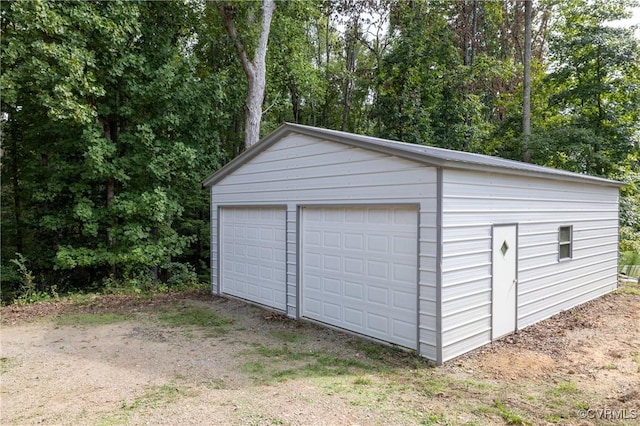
284, 123, 623, 188
439, 161, 625, 188
202, 124, 293, 187
284, 123, 446, 168
203, 122, 624, 189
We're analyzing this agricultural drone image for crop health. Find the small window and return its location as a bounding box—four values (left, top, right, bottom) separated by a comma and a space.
558, 226, 573, 260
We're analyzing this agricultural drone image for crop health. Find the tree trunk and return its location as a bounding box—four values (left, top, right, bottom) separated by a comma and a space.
522, 0, 532, 163
216, 0, 276, 149
244, 73, 264, 148
341, 18, 358, 131
290, 82, 300, 122
322, 11, 331, 127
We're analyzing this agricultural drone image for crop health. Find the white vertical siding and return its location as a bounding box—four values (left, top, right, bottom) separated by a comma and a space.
212, 134, 438, 361
440, 169, 619, 362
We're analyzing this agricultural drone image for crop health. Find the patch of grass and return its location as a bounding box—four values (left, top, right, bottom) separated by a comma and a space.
617, 280, 640, 295
157, 305, 233, 331
56, 312, 130, 327
269, 329, 307, 343
353, 376, 372, 385
632, 352, 640, 372
250, 344, 307, 360
460, 378, 498, 391
603, 363, 618, 370
243, 413, 284, 426
420, 378, 446, 397
494, 400, 531, 425
240, 361, 266, 374
121, 383, 196, 410
98, 378, 198, 424
551, 381, 578, 397
473, 405, 494, 416
201, 378, 226, 389
542, 413, 562, 423
96, 415, 130, 426
1, 357, 16, 374
420, 411, 448, 425
351, 339, 411, 363
239, 343, 381, 383
538, 381, 587, 422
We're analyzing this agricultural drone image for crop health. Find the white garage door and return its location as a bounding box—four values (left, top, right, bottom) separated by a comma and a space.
301, 206, 418, 349
220, 207, 286, 310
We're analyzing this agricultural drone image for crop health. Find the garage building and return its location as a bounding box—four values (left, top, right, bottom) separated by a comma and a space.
203, 123, 622, 364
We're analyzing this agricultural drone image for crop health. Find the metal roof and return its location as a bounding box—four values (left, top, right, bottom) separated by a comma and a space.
202, 123, 624, 188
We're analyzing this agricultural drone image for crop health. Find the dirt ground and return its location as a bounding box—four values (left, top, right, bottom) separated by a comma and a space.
1, 283, 639, 425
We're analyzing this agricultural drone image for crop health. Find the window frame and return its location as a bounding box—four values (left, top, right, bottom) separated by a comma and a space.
558, 225, 573, 261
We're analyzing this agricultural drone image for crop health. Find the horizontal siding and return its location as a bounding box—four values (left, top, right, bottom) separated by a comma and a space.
286, 205, 297, 318
212, 134, 438, 362
212, 134, 437, 205
210, 201, 219, 294
419, 205, 437, 361
440, 169, 619, 362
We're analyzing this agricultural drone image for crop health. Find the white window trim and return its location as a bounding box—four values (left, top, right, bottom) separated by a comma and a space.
558, 225, 573, 261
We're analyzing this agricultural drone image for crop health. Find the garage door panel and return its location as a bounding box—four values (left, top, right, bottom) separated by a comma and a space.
344, 258, 364, 275
393, 235, 416, 255
368, 313, 388, 333
393, 263, 415, 282
323, 302, 341, 321
344, 234, 364, 250
367, 286, 389, 306
344, 281, 363, 299
367, 260, 389, 279
394, 289, 416, 311
393, 319, 415, 340
324, 254, 341, 271
367, 235, 390, 252
344, 308, 363, 327
302, 206, 418, 349
221, 207, 286, 311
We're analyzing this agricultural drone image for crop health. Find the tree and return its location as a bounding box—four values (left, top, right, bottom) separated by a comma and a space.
533, 0, 640, 176
1, 0, 224, 295
215, 0, 276, 148
522, 0, 532, 162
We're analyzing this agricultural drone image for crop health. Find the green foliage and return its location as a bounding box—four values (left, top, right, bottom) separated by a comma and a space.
614, 154, 640, 252
102, 271, 154, 295
2, 0, 638, 296
539, 0, 640, 176
2, 0, 222, 292
619, 252, 640, 279
3, 253, 57, 305
161, 262, 199, 288
494, 400, 531, 425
